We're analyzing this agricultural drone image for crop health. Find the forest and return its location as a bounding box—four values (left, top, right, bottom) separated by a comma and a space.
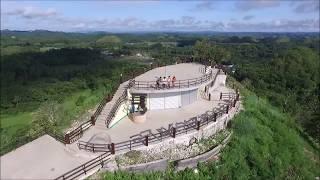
0, 30, 319, 178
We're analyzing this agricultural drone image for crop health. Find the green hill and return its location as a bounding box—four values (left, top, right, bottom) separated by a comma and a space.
99, 81, 320, 179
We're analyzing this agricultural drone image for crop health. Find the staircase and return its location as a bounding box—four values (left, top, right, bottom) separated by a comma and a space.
199, 68, 218, 100
94, 81, 130, 129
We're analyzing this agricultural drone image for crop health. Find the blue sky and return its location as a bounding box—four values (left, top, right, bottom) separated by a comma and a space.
1, 0, 319, 32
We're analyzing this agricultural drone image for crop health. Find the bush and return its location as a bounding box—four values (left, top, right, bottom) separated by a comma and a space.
75, 95, 86, 106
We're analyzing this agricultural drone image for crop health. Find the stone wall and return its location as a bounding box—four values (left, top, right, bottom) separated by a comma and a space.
110, 131, 233, 173
119, 159, 169, 172
175, 132, 232, 171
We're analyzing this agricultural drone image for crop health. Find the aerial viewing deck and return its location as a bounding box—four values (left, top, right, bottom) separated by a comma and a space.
1, 62, 240, 180
2, 1, 319, 179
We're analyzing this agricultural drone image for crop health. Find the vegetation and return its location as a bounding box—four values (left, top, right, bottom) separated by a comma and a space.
1, 30, 319, 178
231, 44, 320, 143
0, 47, 146, 155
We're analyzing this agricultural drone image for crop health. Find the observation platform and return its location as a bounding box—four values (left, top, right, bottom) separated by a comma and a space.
130, 63, 214, 94
0, 63, 236, 180
128, 63, 216, 113
134, 63, 205, 82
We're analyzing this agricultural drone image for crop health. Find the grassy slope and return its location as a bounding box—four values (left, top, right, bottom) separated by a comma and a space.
0, 88, 105, 133
99, 81, 320, 179
0, 87, 109, 155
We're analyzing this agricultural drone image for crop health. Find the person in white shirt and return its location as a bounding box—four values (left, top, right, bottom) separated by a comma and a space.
167, 76, 171, 88
162, 77, 166, 89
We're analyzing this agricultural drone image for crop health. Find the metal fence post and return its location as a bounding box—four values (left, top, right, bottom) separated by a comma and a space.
145, 136, 148, 146
214, 113, 217, 122
236, 93, 240, 101
220, 92, 222, 100
110, 143, 115, 154
91, 116, 95, 125
196, 120, 200, 130
64, 133, 70, 144
226, 105, 229, 114
172, 127, 176, 138
233, 99, 236, 107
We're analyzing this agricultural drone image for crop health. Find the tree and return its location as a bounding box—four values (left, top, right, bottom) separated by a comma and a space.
96, 35, 122, 49
193, 39, 230, 65
30, 101, 62, 135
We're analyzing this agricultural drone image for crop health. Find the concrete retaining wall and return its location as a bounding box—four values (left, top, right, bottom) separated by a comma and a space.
114, 132, 233, 173
175, 132, 232, 171
119, 159, 169, 172
175, 145, 222, 171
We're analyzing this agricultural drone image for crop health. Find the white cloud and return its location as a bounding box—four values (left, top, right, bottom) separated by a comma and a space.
190, 1, 217, 11
235, 0, 280, 11
243, 15, 255, 21
4, 6, 58, 19
292, 0, 319, 13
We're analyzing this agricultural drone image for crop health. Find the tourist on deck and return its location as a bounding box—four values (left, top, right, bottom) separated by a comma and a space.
172, 76, 176, 87
162, 76, 166, 89
156, 77, 161, 89
167, 76, 171, 88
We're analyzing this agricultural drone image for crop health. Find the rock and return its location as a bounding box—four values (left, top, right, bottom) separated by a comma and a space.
103, 158, 118, 172
189, 137, 198, 146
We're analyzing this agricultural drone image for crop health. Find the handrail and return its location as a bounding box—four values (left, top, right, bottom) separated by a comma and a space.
105, 81, 133, 128
64, 93, 112, 144
55, 151, 112, 180
131, 69, 213, 90
78, 141, 112, 153
80, 93, 239, 154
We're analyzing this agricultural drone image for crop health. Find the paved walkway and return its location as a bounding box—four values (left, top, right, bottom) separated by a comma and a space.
135, 63, 205, 81
0, 135, 100, 179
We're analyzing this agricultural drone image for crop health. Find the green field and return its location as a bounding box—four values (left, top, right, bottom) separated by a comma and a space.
0, 112, 33, 136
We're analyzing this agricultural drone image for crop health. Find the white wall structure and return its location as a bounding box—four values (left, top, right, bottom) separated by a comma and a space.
109, 102, 129, 128
164, 92, 181, 109
148, 89, 197, 110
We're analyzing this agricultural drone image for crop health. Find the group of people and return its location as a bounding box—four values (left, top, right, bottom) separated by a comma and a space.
156, 75, 176, 89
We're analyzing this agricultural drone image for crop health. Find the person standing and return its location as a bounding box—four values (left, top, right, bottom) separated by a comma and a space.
162, 76, 166, 89
167, 76, 171, 88
172, 75, 176, 87
156, 77, 161, 89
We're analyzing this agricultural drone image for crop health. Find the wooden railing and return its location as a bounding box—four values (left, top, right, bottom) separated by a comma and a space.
64, 94, 112, 144
46, 130, 66, 144
78, 92, 240, 154
62, 64, 226, 144
78, 141, 115, 153
131, 70, 213, 90
55, 152, 112, 180
105, 82, 133, 128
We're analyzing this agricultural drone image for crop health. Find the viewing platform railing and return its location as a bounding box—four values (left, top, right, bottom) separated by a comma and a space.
131, 70, 214, 91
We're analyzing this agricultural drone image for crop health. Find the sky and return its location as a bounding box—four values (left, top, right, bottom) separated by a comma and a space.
1, 0, 319, 32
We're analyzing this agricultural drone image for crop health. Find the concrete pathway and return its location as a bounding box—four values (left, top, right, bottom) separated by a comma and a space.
0, 135, 100, 179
